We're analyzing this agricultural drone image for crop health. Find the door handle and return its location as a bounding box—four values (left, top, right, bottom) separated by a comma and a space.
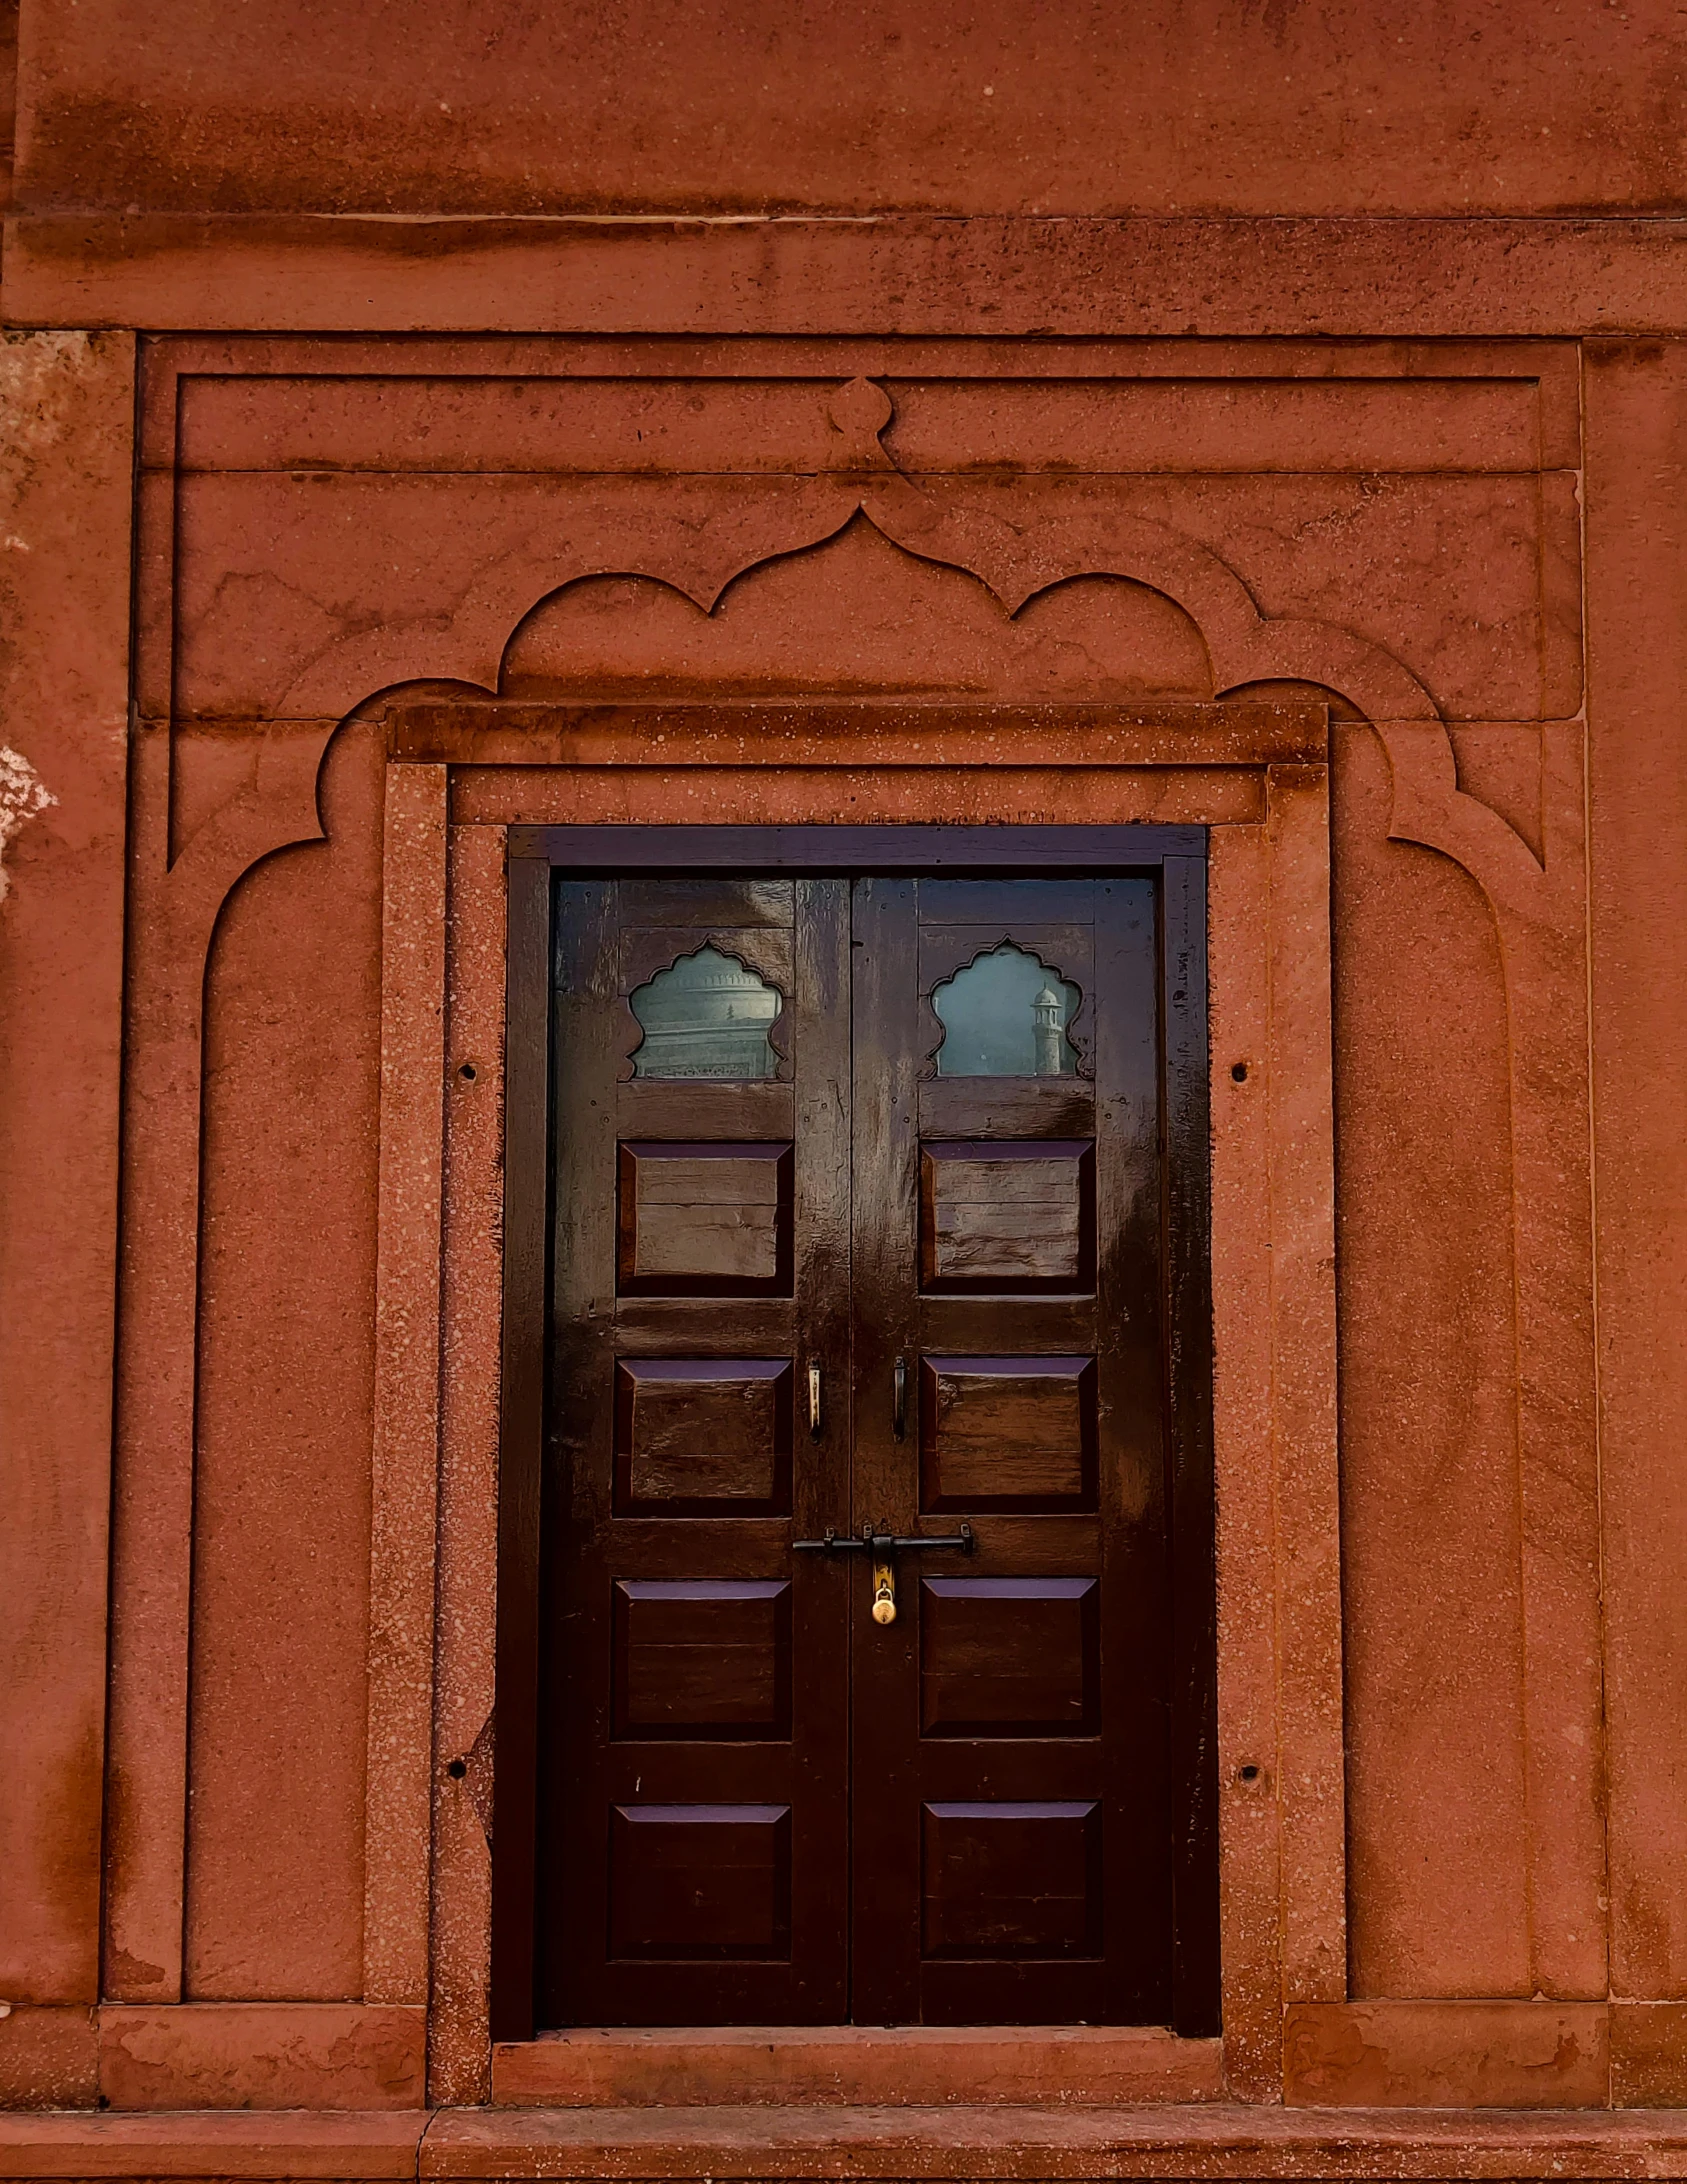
808, 1360, 822, 1439
893, 1354, 907, 1439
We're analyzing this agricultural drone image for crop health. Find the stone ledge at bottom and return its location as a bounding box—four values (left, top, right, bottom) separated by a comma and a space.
0, 2108, 424, 2179
9, 2105, 1687, 2180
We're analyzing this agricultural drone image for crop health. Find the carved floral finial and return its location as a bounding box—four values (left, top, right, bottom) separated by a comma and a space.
826, 377, 896, 469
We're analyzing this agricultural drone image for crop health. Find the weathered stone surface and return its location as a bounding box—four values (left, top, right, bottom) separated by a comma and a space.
0, 331, 133, 2026
12, 1, 1682, 219
97, 2004, 426, 2111
5, 8, 1687, 2161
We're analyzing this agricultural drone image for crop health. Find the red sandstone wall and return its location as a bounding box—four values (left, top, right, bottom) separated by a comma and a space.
0, 329, 132, 2027
1585, 343, 1687, 1997
0, 0, 1684, 2116
187, 724, 385, 1999
1331, 727, 1528, 1998
12, 0, 1682, 218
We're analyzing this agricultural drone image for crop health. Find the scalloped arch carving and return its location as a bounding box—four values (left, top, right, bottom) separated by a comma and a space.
500, 519, 1215, 705
269, 378, 1549, 932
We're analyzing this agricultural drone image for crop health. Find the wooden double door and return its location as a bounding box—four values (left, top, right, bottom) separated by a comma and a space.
534, 843, 1215, 2029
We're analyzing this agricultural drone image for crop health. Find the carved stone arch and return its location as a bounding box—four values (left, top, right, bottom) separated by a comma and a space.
258, 501, 1536, 938
150, 364, 1529, 938
497, 516, 1215, 706
848, 468, 1552, 925
217, 369, 1546, 936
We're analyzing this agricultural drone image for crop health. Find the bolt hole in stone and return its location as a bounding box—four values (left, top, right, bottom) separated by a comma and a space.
1237, 1763, 1261, 1784
931, 943, 1080, 1077
629, 945, 782, 1080
447, 1757, 468, 1780
1231, 1061, 1248, 1082
459, 1061, 477, 1082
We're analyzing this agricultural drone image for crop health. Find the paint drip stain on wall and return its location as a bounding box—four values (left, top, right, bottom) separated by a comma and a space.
0, 745, 55, 901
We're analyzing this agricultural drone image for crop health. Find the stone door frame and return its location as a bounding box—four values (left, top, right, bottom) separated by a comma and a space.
365, 699, 1340, 2099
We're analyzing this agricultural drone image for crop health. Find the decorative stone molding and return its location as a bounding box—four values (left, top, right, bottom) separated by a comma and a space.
106, 347, 1599, 2080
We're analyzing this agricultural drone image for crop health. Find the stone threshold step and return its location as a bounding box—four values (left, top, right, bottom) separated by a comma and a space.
9, 2105, 1687, 2181
492, 2026, 1224, 2107
422, 2103, 1687, 2178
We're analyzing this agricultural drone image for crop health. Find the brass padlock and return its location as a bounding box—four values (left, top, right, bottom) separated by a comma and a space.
871, 1558, 896, 1626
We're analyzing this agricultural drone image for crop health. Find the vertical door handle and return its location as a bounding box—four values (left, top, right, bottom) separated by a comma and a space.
893, 1355, 907, 1440
808, 1360, 822, 1439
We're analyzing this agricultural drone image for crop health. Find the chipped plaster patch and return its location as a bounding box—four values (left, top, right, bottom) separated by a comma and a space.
0, 745, 56, 901
0, 332, 96, 472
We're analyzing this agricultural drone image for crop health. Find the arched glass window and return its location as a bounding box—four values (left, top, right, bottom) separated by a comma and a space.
931, 944, 1080, 1077
629, 945, 782, 1080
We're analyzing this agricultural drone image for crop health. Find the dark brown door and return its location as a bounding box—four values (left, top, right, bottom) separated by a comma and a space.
534, 858, 1207, 2029
540, 876, 852, 2024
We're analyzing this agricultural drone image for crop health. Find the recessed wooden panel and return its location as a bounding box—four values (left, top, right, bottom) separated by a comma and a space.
919, 1140, 1095, 1294
919, 1076, 1097, 1140
609, 1804, 792, 1960
618, 878, 795, 929
619, 927, 794, 1007
920, 1355, 1097, 1511
917, 880, 1098, 926
921, 1801, 1102, 1960
920, 1577, 1099, 1736
614, 1358, 793, 1514
616, 1080, 795, 1140
617, 1141, 794, 1296
613, 1579, 791, 1739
